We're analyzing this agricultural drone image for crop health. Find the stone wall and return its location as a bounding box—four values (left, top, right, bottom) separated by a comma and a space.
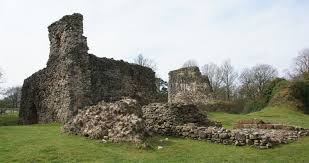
234, 119, 304, 130
88, 55, 156, 105
142, 103, 221, 135
19, 14, 91, 124
142, 103, 309, 148
19, 13, 156, 124
168, 67, 213, 105
174, 123, 309, 148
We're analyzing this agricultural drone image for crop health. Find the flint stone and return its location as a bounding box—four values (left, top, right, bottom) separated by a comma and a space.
62, 98, 145, 143
19, 13, 157, 124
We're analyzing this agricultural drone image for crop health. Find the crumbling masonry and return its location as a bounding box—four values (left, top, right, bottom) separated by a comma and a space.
19, 13, 157, 124
168, 66, 213, 105
19, 13, 309, 147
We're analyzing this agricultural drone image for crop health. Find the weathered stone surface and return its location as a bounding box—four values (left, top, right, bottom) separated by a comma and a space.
62, 98, 145, 143
142, 102, 221, 135
234, 119, 305, 130
168, 67, 213, 105
18, 13, 309, 149
88, 55, 156, 105
173, 124, 309, 148
142, 104, 309, 148
19, 13, 156, 124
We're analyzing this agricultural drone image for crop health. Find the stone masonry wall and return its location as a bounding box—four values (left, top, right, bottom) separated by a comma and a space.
19, 14, 91, 124
175, 123, 309, 149
142, 103, 309, 148
19, 13, 156, 124
142, 103, 221, 135
89, 55, 156, 105
168, 67, 213, 105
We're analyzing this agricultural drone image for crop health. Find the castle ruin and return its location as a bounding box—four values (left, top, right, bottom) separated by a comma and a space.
168, 66, 213, 105
19, 13, 157, 124
18, 13, 309, 148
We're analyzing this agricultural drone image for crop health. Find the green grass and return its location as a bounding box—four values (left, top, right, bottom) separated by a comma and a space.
0, 112, 18, 126
208, 106, 309, 129
1, 107, 309, 162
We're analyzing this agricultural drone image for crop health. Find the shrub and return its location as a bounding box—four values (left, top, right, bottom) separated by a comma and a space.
262, 78, 288, 103
269, 80, 309, 113
240, 78, 288, 114
242, 100, 266, 113
199, 100, 244, 114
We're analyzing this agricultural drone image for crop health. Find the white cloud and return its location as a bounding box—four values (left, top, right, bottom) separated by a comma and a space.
0, 0, 309, 87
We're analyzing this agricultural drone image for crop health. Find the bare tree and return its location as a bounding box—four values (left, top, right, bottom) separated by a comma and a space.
239, 64, 277, 99
201, 63, 222, 98
293, 48, 309, 79
182, 59, 198, 68
4, 86, 22, 108
252, 64, 278, 95
133, 54, 157, 71
239, 68, 256, 99
220, 60, 238, 101
283, 68, 294, 80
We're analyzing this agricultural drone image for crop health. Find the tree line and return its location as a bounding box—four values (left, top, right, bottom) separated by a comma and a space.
0, 69, 22, 114
0, 86, 21, 114
134, 48, 309, 113
1, 49, 308, 114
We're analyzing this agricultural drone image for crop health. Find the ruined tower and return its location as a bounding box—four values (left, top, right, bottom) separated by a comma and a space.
168, 66, 213, 105
19, 13, 157, 124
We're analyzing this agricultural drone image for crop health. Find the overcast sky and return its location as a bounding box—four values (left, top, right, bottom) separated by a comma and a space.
0, 0, 309, 88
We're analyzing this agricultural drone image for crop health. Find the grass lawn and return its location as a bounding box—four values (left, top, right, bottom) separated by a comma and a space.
208, 106, 309, 129
0, 112, 19, 126
1, 107, 309, 162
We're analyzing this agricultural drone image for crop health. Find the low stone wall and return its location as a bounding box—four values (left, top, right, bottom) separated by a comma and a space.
234, 119, 304, 130
62, 98, 145, 143
174, 123, 309, 149
60, 100, 309, 148
142, 104, 309, 148
142, 103, 221, 135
